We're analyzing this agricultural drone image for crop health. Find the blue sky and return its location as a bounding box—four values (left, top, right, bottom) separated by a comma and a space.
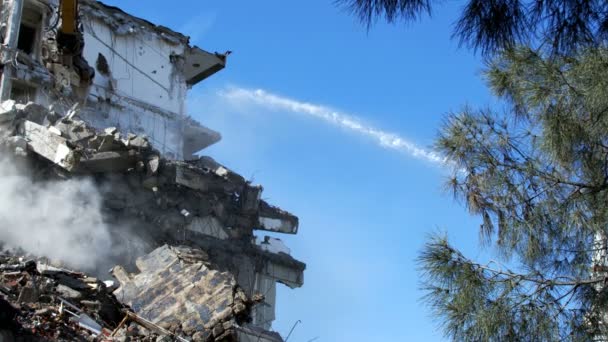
101, 1, 494, 340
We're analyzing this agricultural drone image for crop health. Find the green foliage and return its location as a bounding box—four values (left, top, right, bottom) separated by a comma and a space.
419, 47, 608, 340
336, 0, 608, 55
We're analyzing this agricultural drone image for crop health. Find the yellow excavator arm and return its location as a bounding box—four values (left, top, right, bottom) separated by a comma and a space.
56, 0, 95, 83
59, 0, 78, 35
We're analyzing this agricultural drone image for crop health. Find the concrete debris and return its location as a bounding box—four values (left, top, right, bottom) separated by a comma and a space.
0, 100, 18, 123
0, 1, 302, 340
0, 100, 300, 235
128, 135, 151, 150
0, 249, 265, 342
104, 127, 118, 135
56, 284, 83, 300
19, 120, 78, 171
79, 150, 138, 173
0, 252, 129, 341
0, 99, 305, 341
113, 245, 262, 340
147, 156, 160, 175
188, 216, 230, 240
0, 101, 47, 125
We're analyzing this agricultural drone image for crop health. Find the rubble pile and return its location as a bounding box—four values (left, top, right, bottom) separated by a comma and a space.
0, 247, 263, 342
0, 99, 159, 173
112, 246, 263, 341
0, 101, 304, 342
0, 251, 129, 341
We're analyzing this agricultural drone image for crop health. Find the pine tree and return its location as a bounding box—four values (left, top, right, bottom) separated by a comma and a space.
418, 46, 608, 341
336, 0, 608, 55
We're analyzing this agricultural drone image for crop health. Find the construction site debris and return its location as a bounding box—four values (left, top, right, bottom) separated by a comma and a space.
0, 252, 128, 341
0, 248, 263, 342
0, 1, 300, 340
0, 100, 304, 341
113, 245, 261, 341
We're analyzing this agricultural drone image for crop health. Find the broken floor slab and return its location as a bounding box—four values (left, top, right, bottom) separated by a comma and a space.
19, 120, 78, 171
188, 216, 230, 240
113, 245, 261, 338
54, 119, 98, 142
261, 260, 304, 289
175, 163, 210, 191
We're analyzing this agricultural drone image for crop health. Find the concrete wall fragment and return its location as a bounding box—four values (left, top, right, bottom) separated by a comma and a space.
19, 120, 77, 170
187, 216, 230, 240
113, 245, 260, 338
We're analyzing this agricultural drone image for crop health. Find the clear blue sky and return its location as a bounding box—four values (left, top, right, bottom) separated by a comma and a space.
100, 1, 493, 340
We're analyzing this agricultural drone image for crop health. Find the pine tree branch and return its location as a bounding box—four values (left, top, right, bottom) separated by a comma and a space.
467, 257, 603, 287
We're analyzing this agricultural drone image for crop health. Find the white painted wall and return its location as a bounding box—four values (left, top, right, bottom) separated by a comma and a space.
76, 16, 190, 159
82, 18, 187, 114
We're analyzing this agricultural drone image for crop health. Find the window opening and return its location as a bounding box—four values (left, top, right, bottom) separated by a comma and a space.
11, 82, 36, 103
17, 24, 36, 54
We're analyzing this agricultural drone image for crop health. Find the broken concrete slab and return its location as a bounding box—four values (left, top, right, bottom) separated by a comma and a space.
16, 102, 49, 125
147, 156, 160, 175
256, 202, 299, 234
261, 261, 304, 289
17, 285, 39, 303
56, 284, 83, 300
128, 135, 150, 150
48, 126, 62, 136
104, 127, 118, 135
187, 216, 230, 240
113, 245, 259, 338
193, 156, 245, 184
257, 216, 298, 235
62, 121, 97, 142
0, 100, 18, 123
175, 164, 208, 191
19, 120, 78, 171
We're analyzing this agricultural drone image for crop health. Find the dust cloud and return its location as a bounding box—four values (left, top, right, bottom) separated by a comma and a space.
0, 154, 147, 274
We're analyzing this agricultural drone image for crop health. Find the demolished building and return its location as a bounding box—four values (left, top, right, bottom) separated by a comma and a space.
0, 1, 305, 341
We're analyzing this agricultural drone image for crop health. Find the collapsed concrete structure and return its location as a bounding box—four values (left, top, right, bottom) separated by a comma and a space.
1, 0, 225, 159
0, 1, 305, 341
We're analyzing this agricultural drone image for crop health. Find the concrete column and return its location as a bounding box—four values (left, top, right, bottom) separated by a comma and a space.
0, 0, 25, 101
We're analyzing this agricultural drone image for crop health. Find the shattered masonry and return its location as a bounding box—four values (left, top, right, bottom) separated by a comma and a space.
0, 0, 305, 341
